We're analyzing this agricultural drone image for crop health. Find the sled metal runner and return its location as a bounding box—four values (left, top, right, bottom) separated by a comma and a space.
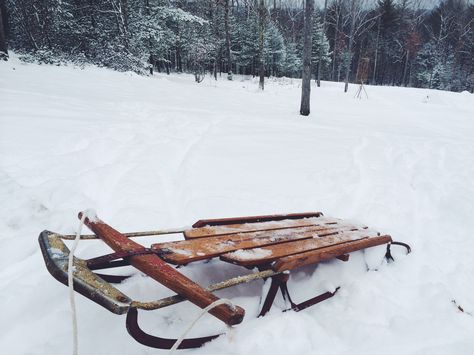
39, 211, 410, 350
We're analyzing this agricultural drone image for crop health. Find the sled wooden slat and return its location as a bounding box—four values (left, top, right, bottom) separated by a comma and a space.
220, 230, 379, 267
272, 235, 392, 272
184, 216, 342, 239
153, 224, 365, 265
191, 212, 323, 228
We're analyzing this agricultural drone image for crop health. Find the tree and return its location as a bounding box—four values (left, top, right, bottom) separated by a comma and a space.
283, 41, 301, 76
0, 0, 8, 59
4, 0, 472, 92
258, 0, 266, 90
300, 0, 313, 116
223, 0, 233, 79
343, 0, 356, 92
233, 16, 259, 75
316, 0, 328, 86
264, 22, 285, 77
327, 0, 349, 81
343, 0, 377, 92
312, 8, 330, 85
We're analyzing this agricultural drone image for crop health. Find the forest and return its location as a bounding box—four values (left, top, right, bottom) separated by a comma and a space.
0, 0, 473, 92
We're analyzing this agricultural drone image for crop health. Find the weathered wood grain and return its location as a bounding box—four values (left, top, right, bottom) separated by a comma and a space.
191, 212, 323, 228
185, 216, 342, 239
271, 235, 392, 272
153, 224, 365, 265
220, 230, 378, 267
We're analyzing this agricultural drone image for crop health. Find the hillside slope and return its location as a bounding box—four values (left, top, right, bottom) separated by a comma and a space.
1, 57, 473, 355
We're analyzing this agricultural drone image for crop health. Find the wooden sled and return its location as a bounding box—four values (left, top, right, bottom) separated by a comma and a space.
39, 211, 410, 349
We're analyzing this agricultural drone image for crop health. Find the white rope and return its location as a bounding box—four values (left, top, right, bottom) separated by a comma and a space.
168, 299, 236, 355
68, 212, 87, 355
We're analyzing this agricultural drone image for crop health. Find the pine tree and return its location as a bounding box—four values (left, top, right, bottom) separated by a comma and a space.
282, 42, 301, 77
312, 10, 330, 83
264, 23, 285, 77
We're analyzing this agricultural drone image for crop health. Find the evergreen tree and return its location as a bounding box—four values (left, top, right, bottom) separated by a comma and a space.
3, 0, 472, 92
312, 10, 330, 82
282, 42, 301, 77
264, 22, 285, 77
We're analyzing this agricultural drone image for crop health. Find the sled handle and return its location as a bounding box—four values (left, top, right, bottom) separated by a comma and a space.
38, 231, 132, 314
79, 212, 245, 326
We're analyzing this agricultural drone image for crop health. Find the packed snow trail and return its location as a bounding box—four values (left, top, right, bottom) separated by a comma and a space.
1, 56, 473, 355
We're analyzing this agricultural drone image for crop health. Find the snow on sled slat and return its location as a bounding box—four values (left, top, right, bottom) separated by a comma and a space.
153, 223, 366, 265
191, 212, 323, 229
79, 213, 245, 326
219, 230, 380, 267
184, 216, 343, 239
272, 235, 392, 272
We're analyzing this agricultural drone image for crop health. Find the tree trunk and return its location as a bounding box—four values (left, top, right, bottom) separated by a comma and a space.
331, 10, 339, 81
0, 1, 8, 60
372, 16, 380, 84
402, 50, 409, 86
258, 0, 265, 90
344, 0, 356, 93
214, 58, 218, 80
316, 0, 328, 87
145, 0, 153, 75
224, 0, 233, 80
300, 0, 313, 116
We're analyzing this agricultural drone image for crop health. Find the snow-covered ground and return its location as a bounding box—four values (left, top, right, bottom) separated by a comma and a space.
1, 56, 473, 355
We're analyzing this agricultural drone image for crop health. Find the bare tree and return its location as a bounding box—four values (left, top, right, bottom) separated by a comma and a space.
0, 0, 7, 60
316, 0, 328, 87
372, 14, 380, 84
343, 0, 356, 92
343, 0, 377, 93
224, 0, 233, 79
300, 0, 314, 116
327, 0, 350, 81
258, 0, 265, 90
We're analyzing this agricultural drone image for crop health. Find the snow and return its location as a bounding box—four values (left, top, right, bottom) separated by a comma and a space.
228, 248, 273, 260
81, 209, 98, 222
1, 54, 474, 355
167, 247, 193, 256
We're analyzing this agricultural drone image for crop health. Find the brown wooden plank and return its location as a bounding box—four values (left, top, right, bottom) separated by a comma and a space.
78, 213, 245, 326
271, 235, 392, 272
185, 216, 343, 239
191, 212, 323, 228
220, 230, 380, 267
152, 224, 365, 265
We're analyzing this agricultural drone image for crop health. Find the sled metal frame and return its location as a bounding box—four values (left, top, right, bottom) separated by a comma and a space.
39, 212, 411, 350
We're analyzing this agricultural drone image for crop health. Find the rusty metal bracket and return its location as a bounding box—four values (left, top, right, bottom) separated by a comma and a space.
284, 287, 340, 312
